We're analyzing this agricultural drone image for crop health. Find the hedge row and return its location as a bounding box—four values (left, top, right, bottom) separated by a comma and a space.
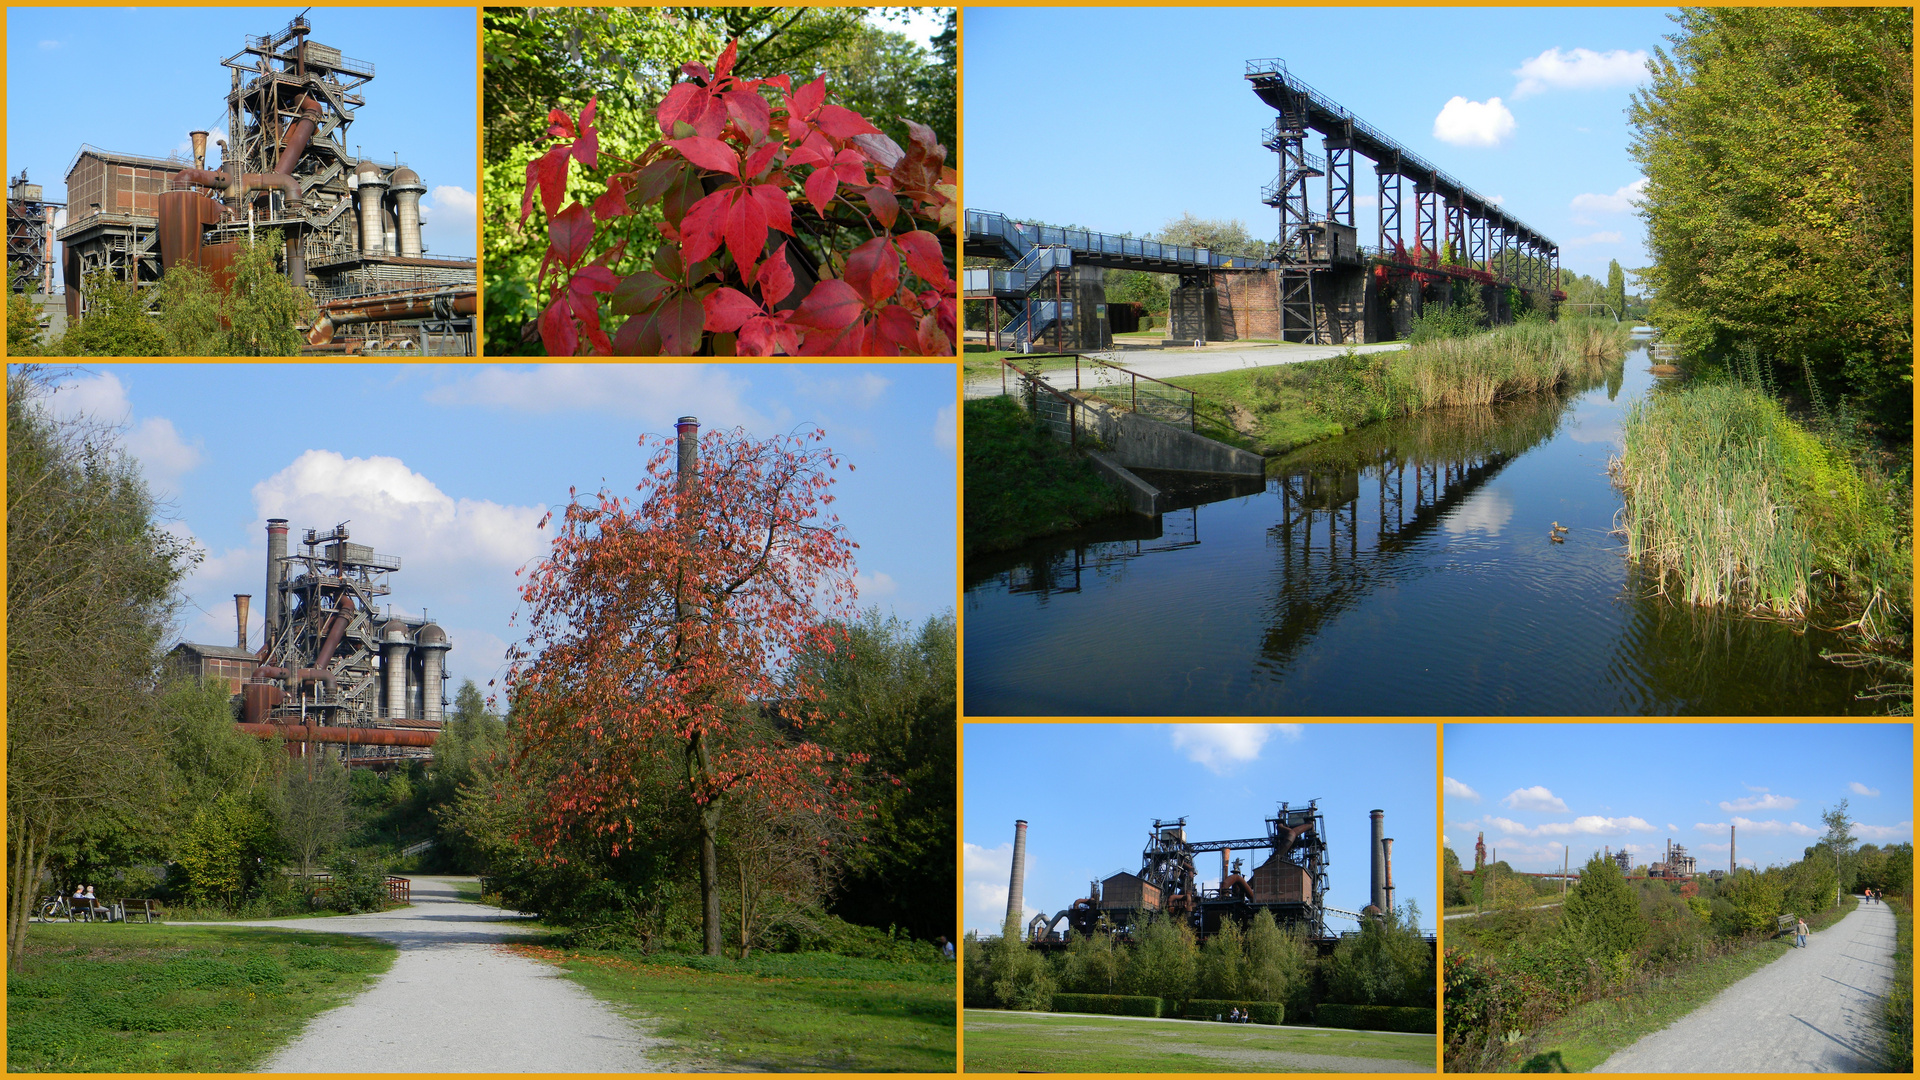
1184, 999, 1283, 1025
1051, 993, 1162, 1018
1315, 1004, 1435, 1033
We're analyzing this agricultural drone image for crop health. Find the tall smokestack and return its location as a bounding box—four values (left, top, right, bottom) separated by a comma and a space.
1222, 848, 1231, 885
1006, 819, 1029, 934
676, 416, 699, 490
1383, 837, 1395, 914
234, 594, 250, 649
264, 520, 289, 650
1370, 809, 1386, 912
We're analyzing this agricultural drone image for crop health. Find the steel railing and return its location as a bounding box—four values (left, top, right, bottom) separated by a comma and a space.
1074, 355, 1197, 432
1000, 359, 1083, 447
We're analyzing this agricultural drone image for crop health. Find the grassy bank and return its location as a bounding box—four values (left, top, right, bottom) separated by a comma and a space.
1611, 381, 1912, 667
1174, 317, 1631, 454
1884, 895, 1913, 1071
7, 923, 395, 1072
965, 395, 1127, 555
511, 944, 954, 1071
964, 1009, 1434, 1073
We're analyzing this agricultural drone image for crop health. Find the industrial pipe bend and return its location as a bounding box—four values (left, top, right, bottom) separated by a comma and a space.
241, 172, 303, 211
172, 168, 230, 192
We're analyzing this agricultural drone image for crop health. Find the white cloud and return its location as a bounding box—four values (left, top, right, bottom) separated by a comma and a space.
1565, 231, 1624, 247
855, 569, 898, 600
933, 403, 956, 454
1570, 177, 1648, 216
965, 840, 1041, 935
1513, 47, 1650, 99
1169, 724, 1296, 774
1487, 194, 1506, 207
1487, 813, 1654, 837
1720, 794, 1798, 812
1501, 785, 1568, 813
1445, 776, 1481, 802
52, 208, 67, 230
1854, 821, 1913, 843
1726, 816, 1819, 837
1744, 784, 1770, 793
45, 372, 203, 493
1433, 96, 1516, 147
792, 371, 891, 408
124, 417, 205, 491
1444, 489, 1513, 536
420, 184, 477, 258
1849, 782, 1881, 797
425, 365, 771, 430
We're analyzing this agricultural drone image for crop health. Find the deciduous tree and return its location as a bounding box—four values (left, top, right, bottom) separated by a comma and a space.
508, 423, 862, 955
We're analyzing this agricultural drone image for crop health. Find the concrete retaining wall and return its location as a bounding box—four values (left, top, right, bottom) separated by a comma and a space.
1084, 450, 1164, 516
1077, 400, 1265, 478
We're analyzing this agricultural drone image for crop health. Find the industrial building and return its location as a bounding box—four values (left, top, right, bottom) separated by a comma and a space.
169, 518, 447, 767
7, 170, 65, 338
43, 13, 474, 354
1009, 803, 1408, 949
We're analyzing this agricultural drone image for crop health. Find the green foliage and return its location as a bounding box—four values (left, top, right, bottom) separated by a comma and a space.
320, 850, 391, 914
154, 264, 225, 356
1629, 8, 1912, 435
1315, 1003, 1436, 1033
8, 292, 45, 354
1057, 922, 1125, 995
1560, 854, 1646, 961
1242, 909, 1315, 1019
1051, 992, 1163, 1018
963, 395, 1125, 555
174, 794, 281, 908
966, 922, 1056, 1011
1406, 286, 1487, 343
219, 231, 308, 356
53, 274, 165, 356
1884, 895, 1913, 1071
1606, 260, 1627, 320
1120, 911, 1197, 1006
1194, 917, 1248, 1000
1325, 903, 1434, 1008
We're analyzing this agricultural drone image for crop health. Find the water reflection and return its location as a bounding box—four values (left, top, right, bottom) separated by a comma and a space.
964, 350, 1878, 715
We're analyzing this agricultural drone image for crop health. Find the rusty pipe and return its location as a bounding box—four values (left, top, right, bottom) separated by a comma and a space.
273, 95, 321, 176
307, 290, 477, 345
241, 172, 302, 211
312, 595, 355, 668
190, 130, 209, 170
236, 722, 437, 747
234, 594, 251, 649
174, 167, 230, 191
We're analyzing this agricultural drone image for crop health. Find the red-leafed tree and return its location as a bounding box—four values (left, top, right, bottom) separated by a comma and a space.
507, 423, 863, 955
521, 39, 957, 356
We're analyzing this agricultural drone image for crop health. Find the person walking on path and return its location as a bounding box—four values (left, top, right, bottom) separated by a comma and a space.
1595, 897, 1898, 1072
1796, 916, 1809, 948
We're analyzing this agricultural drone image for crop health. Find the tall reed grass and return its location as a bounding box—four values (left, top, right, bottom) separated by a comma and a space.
1309, 317, 1631, 428
1610, 381, 1911, 644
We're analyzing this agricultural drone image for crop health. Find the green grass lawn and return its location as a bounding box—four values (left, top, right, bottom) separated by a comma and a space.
515, 945, 956, 1072
964, 1010, 1435, 1073
1168, 363, 1350, 454
7, 922, 395, 1072
964, 395, 1127, 555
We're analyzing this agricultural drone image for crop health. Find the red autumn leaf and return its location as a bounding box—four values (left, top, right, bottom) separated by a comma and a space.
630, 160, 682, 208
679, 189, 732, 267
863, 185, 899, 229
612, 311, 659, 355
798, 314, 871, 356
904, 118, 939, 158
757, 242, 795, 307
592, 178, 631, 222
791, 278, 862, 331
843, 237, 898, 307
829, 148, 869, 185
546, 107, 576, 139
815, 103, 880, 140
849, 132, 905, 170
571, 289, 611, 355
703, 287, 762, 334
714, 38, 738, 81
657, 291, 706, 356
916, 312, 949, 356
787, 135, 831, 169
573, 128, 599, 170
743, 140, 782, 181
656, 81, 708, 135
791, 75, 827, 119
723, 90, 772, 141
723, 189, 769, 272
540, 295, 578, 356
748, 183, 792, 236
936, 296, 957, 343
570, 265, 619, 295
804, 167, 838, 216
612, 270, 673, 316
669, 137, 740, 178
873, 303, 920, 355
580, 95, 597, 132
549, 202, 594, 268
522, 144, 572, 224
895, 230, 949, 288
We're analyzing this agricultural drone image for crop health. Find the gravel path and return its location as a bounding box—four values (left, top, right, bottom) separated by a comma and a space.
1594, 897, 1896, 1073
209, 876, 666, 1073
965, 340, 1407, 399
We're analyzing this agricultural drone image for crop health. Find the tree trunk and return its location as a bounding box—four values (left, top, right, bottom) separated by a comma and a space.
690, 731, 723, 957
9, 817, 48, 972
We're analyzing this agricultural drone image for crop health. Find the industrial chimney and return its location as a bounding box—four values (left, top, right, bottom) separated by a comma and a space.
233, 594, 251, 649
1006, 819, 1029, 935
1370, 809, 1386, 913
676, 416, 699, 487
264, 519, 289, 648
1382, 837, 1395, 914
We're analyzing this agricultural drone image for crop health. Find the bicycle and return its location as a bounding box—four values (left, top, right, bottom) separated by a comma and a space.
38, 895, 73, 922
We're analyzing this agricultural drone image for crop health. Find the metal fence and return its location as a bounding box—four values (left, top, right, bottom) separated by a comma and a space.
998, 359, 1082, 446
1073, 354, 1196, 431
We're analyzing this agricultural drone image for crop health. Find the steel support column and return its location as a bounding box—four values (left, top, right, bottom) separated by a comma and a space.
1446, 196, 1466, 266
1324, 125, 1354, 228
1414, 184, 1438, 264
1376, 157, 1401, 253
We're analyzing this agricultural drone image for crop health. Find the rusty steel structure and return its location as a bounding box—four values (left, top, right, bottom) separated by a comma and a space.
1025, 801, 1351, 944
169, 518, 450, 767
8, 170, 63, 297
1649, 838, 1697, 880
53, 13, 474, 350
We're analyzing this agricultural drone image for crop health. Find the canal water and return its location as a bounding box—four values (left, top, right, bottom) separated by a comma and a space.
964, 339, 1878, 715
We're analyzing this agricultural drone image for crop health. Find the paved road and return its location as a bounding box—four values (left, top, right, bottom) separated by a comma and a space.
1594, 898, 1897, 1073
966, 340, 1407, 398
212, 876, 666, 1073
1443, 901, 1564, 921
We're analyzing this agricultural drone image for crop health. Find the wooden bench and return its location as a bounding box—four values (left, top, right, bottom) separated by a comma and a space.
1777, 913, 1799, 943
121, 899, 166, 924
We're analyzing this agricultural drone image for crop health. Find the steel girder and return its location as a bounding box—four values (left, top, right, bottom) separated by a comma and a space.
1414, 185, 1438, 262
1324, 126, 1354, 228
1375, 159, 1401, 254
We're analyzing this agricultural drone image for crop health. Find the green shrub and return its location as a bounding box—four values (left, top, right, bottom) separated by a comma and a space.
1050, 993, 1162, 1018
1183, 998, 1282, 1024
1315, 1003, 1436, 1033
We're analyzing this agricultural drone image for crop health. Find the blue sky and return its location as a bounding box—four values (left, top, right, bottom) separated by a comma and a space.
37, 363, 957, 697
964, 7, 1674, 281
964, 723, 1437, 937
6, 6, 478, 281
1445, 724, 1914, 876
